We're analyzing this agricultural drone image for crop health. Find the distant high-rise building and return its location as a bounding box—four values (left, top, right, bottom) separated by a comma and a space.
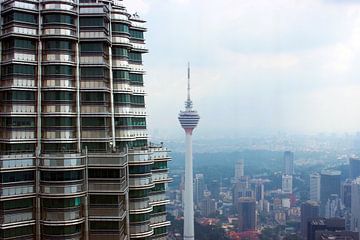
194, 173, 205, 206
235, 159, 244, 180
236, 197, 256, 232
350, 157, 360, 180
178, 64, 200, 240
283, 151, 294, 175
199, 197, 216, 217
320, 170, 341, 216
343, 179, 352, 209
351, 177, 360, 234
310, 173, 321, 202
307, 218, 345, 240
324, 194, 343, 218
250, 179, 265, 202
282, 174, 293, 194
301, 200, 319, 238
316, 231, 359, 240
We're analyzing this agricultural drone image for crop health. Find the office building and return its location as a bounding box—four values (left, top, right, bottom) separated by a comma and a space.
0, 0, 171, 239
282, 174, 293, 194
324, 194, 343, 218
307, 218, 345, 240
350, 157, 360, 180
236, 197, 256, 232
235, 159, 244, 180
351, 177, 360, 234
320, 170, 341, 216
310, 173, 321, 202
343, 179, 352, 209
316, 231, 359, 240
194, 173, 205, 206
199, 197, 216, 217
301, 200, 319, 238
178, 64, 200, 240
283, 151, 294, 175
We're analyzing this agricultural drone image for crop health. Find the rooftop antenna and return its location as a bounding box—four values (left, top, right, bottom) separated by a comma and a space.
185, 62, 193, 110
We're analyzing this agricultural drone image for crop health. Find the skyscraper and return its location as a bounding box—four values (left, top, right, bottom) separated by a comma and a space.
236, 197, 256, 232
320, 170, 341, 216
282, 174, 293, 194
351, 177, 360, 235
235, 159, 244, 180
350, 157, 360, 180
310, 173, 321, 202
178, 64, 200, 240
283, 151, 294, 175
0, 0, 171, 239
300, 200, 319, 238
194, 173, 205, 206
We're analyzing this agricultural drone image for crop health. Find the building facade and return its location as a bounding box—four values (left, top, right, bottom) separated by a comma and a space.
310, 173, 320, 203
320, 170, 341, 216
282, 174, 293, 194
351, 177, 360, 235
0, 0, 171, 239
236, 197, 256, 232
300, 200, 319, 238
350, 157, 360, 180
283, 151, 294, 175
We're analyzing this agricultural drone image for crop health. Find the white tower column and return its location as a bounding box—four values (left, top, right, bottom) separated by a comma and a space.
184, 131, 194, 239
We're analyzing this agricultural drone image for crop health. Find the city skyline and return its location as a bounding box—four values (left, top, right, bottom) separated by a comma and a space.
124, 0, 360, 139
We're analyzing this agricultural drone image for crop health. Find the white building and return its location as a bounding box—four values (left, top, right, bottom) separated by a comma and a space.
235, 159, 245, 180
351, 177, 360, 234
310, 173, 321, 202
282, 174, 293, 194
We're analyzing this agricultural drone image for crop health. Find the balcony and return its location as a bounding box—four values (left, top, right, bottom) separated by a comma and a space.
128, 63, 144, 72
150, 214, 167, 225
88, 179, 127, 193
149, 193, 169, 205
2, 26, 38, 37
0, 129, 36, 141
2, 50, 36, 62
113, 106, 146, 116
111, 13, 129, 22
1, 211, 34, 224
42, 130, 76, 140
80, 31, 109, 40
0, 104, 35, 115
128, 151, 150, 164
115, 129, 148, 140
130, 21, 146, 30
0, 185, 35, 198
152, 172, 171, 183
42, 104, 76, 115
129, 176, 154, 189
113, 82, 131, 92
112, 36, 131, 47
131, 86, 146, 95
42, 3, 76, 12
80, 80, 109, 90
131, 42, 148, 53
40, 183, 85, 196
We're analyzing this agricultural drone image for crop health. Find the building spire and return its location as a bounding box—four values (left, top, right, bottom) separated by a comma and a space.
185, 62, 193, 110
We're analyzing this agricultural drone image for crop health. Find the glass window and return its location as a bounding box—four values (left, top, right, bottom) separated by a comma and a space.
43, 117, 74, 127
43, 14, 74, 24
42, 224, 81, 235
81, 142, 107, 152
0, 226, 34, 238
153, 205, 166, 213
113, 47, 128, 57
43, 65, 73, 76
153, 161, 167, 170
132, 117, 146, 126
81, 67, 108, 78
3, 11, 37, 24
90, 221, 120, 230
2, 38, 36, 50
130, 29, 144, 40
129, 165, 151, 174
152, 183, 166, 192
130, 95, 145, 105
80, 42, 104, 53
129, 213, 149, 222
2, 198, 33, 210
112, 23, 129, 34
154, 226, 167, 235
40, 170, 83, 181
79, 17, 104, 27
114, 94, 130, 104
1, 171, 34, 183
0, 143, 35, 153
1, 64, 35, 76
1, 117, 35, 128
2, 91, 35, 101
89, 195, 119, 205
43, 91, 73, 101
113, 70, 129, 81
129, 189, 149, 198
81, 117, 105, 127
88, 169, 124, 179
128, 52, 142, 63
42, 197, 82, 208
81, 92, 105, 102
129, 73, 143, 84
45, 40, 72, 51
42, 143, 76, 153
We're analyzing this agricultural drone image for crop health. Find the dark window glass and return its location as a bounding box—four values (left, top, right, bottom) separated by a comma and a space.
153, 205, 166, 213
112, 23, 129, 33
81, 67, 107, 78
42, 197, 82, 208
45, 40, 72, 51
132, 117, 146, 126
3, 11, 37, 24
89, 195, 119, 205
44, 65, 73, 76
129, 73, 143, 84
42, 224, 81, 235
114, 94, 130, 104
128, 52, 142, 62
82, 142, 107, 152
115, 117, 131, 127
113, 47, 128, 57
43, 14, 74, 24
129, 213, 149, 222
154, 226, 167, 235
1, 64, 35, 76
153, 161, 167, 170
2, 198, 33, 210
129, 189, 149, 198
42, 117, 74, 127
81, 92, 105, 102
88, 169, 124, 179
82, 117, 105, 127
129, 165, 151, 174
152, 183, 165, 192
2, 38, 36, 50
2, 91, 35, 101
42, 143, 76, 153
79, 17, 104, 27
0, 226, 33, 238
43, 91, 73, 101
130, 95, 145, 105
129, 29, 144, 40
40, 170, 83, 181
0, 143, 35, 153
113, 70, 129, 81
1, 117, 35, 128
90, 221, 119, 230
1, 171, 34, 183
80, 42, 104, 53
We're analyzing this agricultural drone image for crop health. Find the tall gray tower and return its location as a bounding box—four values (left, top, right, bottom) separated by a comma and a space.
178, 64, 200, 240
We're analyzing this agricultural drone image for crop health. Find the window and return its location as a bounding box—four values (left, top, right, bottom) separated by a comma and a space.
112, 23, 129, 34
2, 198, 33, 210
80, 42, 104, 53
153, 226, 167, 235
42, 197, 82, 208
0, 143, 35, 153
131, 95, 145, 105
129, 213, 150, 222
113, 47, 128, 57
43, 14, 74, 24
81, 67, 108, 78
130, 29, 144, 40
3, 11, 37, 24
88, 169, 124, 179
2, 91, 35, 101
1, 171, 34, 183
152, 183, 166, 192
90, 221, 120, 230
129, 189, 149, 198
0, 226, 33, 238
82, 142, 107, 152
115, 117, 131, 127
40, 170, 83, 181
81, 117, 105, 127
129, 73, 143, 84
43, 91, 73, 101
81, 92, 105, 102
89, 195, 119, 205
113, 70, 129, 81
129, 165, 151, 174
80, 17, 104, 27
132, 117, 146, 127
43, 117, 74, 127
43, 65, 73, 76
153, 161, 167, 170
153, 205, 166, 214
1, 117, 35, 128
114, 94, 130, 104
45, 40, 72, 51
1, 64, 35, 76
2, 38, 36, 50
128, 52, 142, 63
42, 224, 81, 235
42, 143, 76, 153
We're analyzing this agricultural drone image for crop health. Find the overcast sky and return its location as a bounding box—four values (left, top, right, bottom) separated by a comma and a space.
123, 0, 360, 139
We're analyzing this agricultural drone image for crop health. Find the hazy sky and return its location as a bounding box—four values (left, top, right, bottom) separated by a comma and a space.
123, 0, 360, 139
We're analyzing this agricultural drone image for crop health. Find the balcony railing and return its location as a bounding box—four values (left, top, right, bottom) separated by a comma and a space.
2, 51, 36, 62
42, 52, 75, 62
80, 53, 109, 65
80, 80, 109, 89
81, 104, 109, 114
129, 176, 153, 189
81, 129, 110, 139
43, 3, 76, 12
130, 224, 153, 238
42, 130, 76, 140
88, 154, 126, 166
40, 157, 85, 168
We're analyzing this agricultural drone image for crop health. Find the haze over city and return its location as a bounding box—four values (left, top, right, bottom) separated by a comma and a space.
125, 0, 360, 139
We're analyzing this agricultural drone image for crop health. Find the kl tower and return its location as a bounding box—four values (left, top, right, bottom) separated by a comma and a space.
178, 63, 200, 240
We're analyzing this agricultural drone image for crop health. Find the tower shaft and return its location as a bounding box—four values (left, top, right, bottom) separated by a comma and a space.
184, 132, 195, 240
